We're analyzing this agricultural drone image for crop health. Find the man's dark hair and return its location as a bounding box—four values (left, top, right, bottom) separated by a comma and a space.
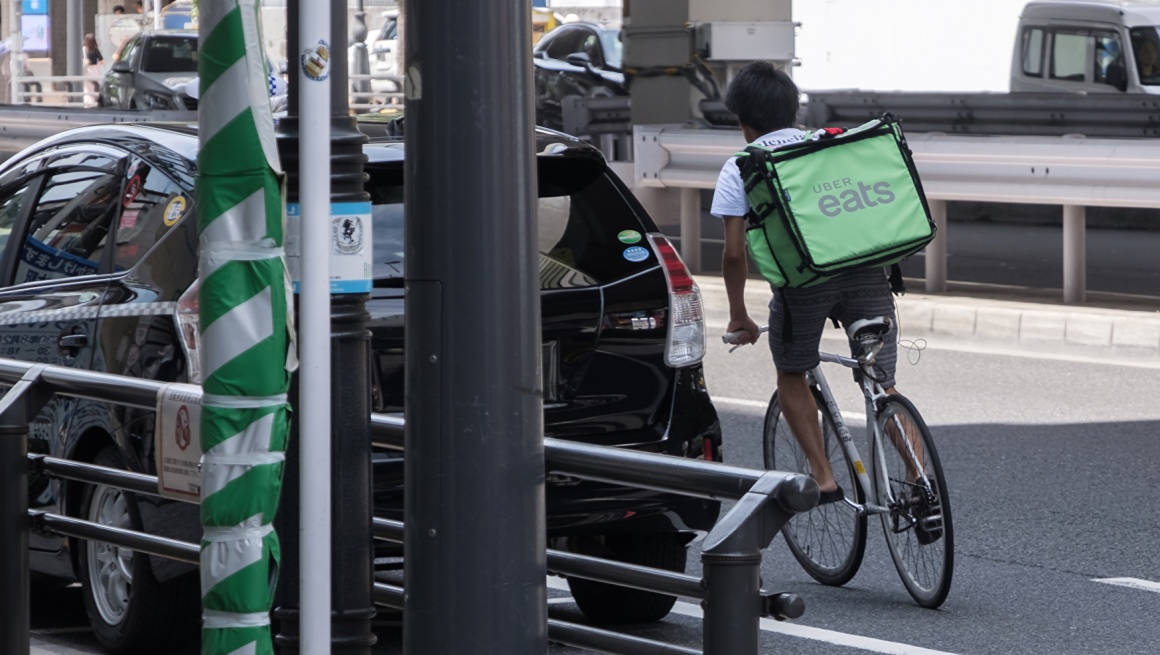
724, 62, 800, 134
113, 4, 124, 12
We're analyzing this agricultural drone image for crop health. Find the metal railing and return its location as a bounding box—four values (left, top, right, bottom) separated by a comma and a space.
371, 413, 815, 655
562, 94, 634, 162
632, 124, 1160, 303
10, 75, 105, 107
0, 359, 817, 655
349, 73, 405, 114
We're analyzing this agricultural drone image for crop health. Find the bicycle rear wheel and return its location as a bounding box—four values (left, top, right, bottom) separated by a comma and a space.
764, 390, 866, 586
872, 394, 954, 608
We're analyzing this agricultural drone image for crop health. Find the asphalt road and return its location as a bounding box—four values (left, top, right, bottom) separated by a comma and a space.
32, 320, 1160, 654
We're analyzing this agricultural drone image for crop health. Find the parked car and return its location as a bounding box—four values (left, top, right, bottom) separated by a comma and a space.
100, 30, 199, 110
533, 22, 626, 131
0, 119, 721, 653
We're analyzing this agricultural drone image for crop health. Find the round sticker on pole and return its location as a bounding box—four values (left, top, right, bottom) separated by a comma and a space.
302, 40, 331, 81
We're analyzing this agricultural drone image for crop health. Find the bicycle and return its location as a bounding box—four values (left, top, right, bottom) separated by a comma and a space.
723, 317, 953, 608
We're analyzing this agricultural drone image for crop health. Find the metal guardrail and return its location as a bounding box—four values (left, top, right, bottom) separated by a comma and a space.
632, 124, 1160, 303
12, 75, 104, 106
0, 105, 196, 158
802, 91, 1160, 138
0, 359, 816, 655
563, 94, 634, 161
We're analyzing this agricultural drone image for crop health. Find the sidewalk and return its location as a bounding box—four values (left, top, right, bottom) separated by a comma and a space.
695, 275, 1160, 361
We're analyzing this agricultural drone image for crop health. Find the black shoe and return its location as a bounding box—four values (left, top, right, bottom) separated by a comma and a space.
817, 485, 845, 506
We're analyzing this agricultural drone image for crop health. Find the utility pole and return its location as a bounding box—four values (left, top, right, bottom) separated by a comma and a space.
274, 0, 376, 652
403, 0, 546, 653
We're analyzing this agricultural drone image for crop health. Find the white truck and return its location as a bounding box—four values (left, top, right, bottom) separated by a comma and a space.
1012, 0, 1160, 94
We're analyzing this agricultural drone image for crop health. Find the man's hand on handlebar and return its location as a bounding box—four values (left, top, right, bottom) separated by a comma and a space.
723, 315, 763, 349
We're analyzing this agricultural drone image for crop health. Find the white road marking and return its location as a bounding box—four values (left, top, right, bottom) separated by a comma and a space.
545, 577, 959, 655
713, 396, 868, 423
1093, 577, 1160, 593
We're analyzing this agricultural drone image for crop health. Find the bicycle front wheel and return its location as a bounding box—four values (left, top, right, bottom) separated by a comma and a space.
872, 394, 954, 608
764, 390, 867, 586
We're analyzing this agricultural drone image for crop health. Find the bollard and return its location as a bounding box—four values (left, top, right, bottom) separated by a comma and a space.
700, 472, 815, 655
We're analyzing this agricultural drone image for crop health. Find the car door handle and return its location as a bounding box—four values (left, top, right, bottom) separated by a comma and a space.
58, 333, 88, 349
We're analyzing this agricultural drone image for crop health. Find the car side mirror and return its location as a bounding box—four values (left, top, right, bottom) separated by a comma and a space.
565, 52, 592, 68
111, 61, 132, 73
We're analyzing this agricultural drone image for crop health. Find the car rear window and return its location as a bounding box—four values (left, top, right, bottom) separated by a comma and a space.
368, 156, 653, 289
143, 36, 198, 73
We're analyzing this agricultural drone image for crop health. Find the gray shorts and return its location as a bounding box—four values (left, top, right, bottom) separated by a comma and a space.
767, 267, 898, 387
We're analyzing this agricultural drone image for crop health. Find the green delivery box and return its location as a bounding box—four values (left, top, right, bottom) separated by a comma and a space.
736, 115, 936, 289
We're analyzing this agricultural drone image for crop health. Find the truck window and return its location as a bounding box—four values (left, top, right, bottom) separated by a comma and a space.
1129, 27, 1160, 86
1093, 32, 1126, 89
1021, 28, 1044, 77
1051, 31, 1088, 81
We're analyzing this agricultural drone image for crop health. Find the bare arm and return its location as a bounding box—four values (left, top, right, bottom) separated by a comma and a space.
722, 215, 761, 344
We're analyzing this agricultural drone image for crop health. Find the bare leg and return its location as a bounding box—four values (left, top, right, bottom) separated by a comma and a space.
777, 369, 837, 492
883, 386, 924, 481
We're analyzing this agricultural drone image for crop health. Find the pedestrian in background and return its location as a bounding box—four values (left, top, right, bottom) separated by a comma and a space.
113, 5, 125, 14
83, 33, 103, 108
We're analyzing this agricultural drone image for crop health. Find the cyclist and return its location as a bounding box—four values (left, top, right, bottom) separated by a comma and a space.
712, 62, 901, 504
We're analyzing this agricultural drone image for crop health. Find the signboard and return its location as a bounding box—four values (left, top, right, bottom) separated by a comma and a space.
155, 383, 202, 501
286, 202, 374, 294
22, 0, 48, 15
21, 15, 49, 52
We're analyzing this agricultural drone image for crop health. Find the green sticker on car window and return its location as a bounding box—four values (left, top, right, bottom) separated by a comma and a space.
617, 230, 642, 244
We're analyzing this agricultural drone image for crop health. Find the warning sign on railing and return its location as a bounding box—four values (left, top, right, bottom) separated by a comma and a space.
154, 383, 202, 501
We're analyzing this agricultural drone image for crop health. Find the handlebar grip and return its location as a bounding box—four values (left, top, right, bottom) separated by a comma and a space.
721, 330, 748, 345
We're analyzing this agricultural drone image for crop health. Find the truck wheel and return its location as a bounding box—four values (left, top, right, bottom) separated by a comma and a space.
567, 533, 687, 624
78, 446, 199, 654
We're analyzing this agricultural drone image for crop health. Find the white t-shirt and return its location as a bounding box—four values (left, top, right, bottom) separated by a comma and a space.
709, 128, 807, 219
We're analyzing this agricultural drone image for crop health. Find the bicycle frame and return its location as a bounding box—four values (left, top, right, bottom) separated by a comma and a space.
810, 351, 927, 518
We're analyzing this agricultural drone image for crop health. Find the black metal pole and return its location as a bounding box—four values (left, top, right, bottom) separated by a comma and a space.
403, 0, 545, 653
0, 392, 30, 655
275, 1, 375, 652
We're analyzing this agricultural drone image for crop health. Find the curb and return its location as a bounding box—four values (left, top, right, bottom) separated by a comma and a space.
694, 275, 1160, 359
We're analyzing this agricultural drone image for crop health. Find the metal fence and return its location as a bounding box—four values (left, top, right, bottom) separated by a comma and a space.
0, 359, 817, 655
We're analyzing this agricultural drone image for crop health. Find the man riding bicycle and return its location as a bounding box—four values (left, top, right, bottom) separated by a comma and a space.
712, 62, 902, 504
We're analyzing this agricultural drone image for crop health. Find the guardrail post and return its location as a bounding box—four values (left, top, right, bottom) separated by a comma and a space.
0, 366, 47, 655
680, 187, 702, 273
925, 198, 948, 293
701, 472, 815, 655
1063, 204, 1086, 303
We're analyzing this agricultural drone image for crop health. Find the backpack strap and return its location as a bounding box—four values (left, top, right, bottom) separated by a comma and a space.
888, 263, 906, 296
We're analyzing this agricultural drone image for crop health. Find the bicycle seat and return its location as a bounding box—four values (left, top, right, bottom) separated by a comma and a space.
845, 317, 892, 343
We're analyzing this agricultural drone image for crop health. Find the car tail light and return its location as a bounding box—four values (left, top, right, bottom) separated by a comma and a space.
175, 279, 202, 384
646, 234, 705, 368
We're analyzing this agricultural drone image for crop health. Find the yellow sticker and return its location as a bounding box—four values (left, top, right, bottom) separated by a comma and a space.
853, 461, 866, 475
164, 196, 187, 226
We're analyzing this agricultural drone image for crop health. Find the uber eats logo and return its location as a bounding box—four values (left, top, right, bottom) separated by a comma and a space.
813, 178, 896, 217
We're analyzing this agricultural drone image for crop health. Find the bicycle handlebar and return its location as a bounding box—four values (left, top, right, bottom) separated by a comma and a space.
722, 326, 769, 353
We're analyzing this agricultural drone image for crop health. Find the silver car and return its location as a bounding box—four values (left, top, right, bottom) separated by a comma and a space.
101, 30, 199, 110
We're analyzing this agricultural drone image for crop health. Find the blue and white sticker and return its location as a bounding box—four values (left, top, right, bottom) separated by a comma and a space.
622, 246, 650, 263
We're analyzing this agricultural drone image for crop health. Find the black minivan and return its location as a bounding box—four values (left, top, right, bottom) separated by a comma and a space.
0, 122, 721, 653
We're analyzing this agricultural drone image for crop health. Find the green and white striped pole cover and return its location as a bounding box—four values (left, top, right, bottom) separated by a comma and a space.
196, 1, 296, 653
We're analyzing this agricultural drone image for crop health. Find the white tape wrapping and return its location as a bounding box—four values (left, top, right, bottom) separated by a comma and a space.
201, 393, 287, 409
202, 522, 274, 544
200, 515, 268, 595
202, 610, 271, 629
